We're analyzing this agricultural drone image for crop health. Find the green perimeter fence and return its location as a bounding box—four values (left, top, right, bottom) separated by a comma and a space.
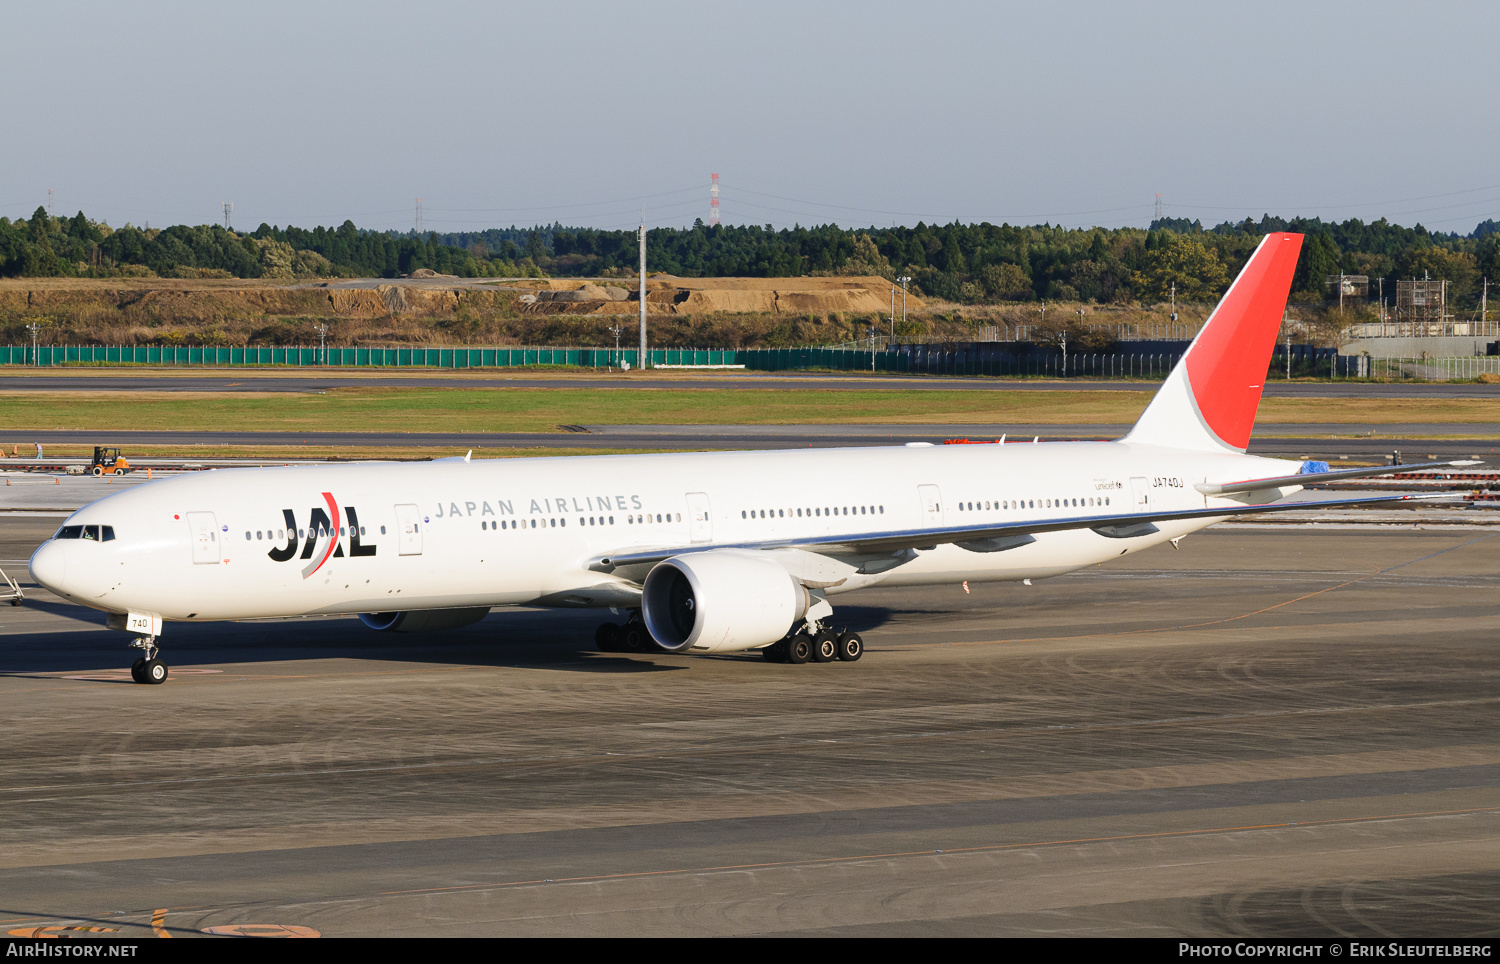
0, 345, 911, 372
4, 346, 1499, 381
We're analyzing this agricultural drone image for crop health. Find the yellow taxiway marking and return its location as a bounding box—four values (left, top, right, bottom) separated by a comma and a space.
201, 924, 320, 938
7, 924, 121, 938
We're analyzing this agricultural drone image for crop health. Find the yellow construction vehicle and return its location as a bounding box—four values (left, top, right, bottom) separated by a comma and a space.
89, 447, 131, 476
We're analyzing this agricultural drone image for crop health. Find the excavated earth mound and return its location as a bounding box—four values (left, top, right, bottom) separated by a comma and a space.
517, 276, 921, 316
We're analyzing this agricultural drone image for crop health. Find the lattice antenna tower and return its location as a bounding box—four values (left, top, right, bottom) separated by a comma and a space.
1154, 193, 1163, 222
709, 173, 721, 227
222, 203, 233, 230
415, 198, 423, 234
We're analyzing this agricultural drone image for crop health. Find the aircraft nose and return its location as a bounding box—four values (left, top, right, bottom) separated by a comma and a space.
29, 541, 67, 595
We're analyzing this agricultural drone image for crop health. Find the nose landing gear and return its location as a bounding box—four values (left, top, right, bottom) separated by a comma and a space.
128, 636, 168, 685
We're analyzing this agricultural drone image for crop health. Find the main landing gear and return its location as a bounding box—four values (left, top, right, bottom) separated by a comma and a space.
591, 613, 863, 664
128, 636, 168, 685
761, 624, 862, 665
594, 613, 666, 654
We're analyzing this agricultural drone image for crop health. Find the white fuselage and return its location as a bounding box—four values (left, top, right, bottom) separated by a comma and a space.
31, 440, 1296, 623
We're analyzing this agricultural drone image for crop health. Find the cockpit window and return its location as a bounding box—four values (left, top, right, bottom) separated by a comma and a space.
55, 525, 114, 541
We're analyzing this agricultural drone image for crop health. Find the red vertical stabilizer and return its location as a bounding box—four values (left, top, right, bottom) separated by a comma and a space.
1124, 233, 1304, 452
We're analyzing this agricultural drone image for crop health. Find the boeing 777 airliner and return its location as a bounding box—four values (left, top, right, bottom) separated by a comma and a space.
28, 233, 1469, 682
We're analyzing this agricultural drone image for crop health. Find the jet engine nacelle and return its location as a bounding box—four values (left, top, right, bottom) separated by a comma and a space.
642, 549, 809, 654
359, 607, 491, 633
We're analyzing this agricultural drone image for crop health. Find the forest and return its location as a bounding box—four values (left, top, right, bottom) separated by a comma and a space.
3, 204, 1498, 308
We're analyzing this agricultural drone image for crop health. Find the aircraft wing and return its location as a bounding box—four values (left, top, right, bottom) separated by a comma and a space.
1195, 459, 1480, 496
587, 492, 1462, 575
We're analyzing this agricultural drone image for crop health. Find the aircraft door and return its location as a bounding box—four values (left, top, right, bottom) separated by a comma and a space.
186, 511, 220, 565
1130, 477, 1150, 510
395, 504, 423, 556
918, 485, 943, 525
686, 492, 712, 544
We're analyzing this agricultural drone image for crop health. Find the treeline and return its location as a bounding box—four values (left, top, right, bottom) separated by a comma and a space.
0, 209, 545, 282
5, 204, 1500, 308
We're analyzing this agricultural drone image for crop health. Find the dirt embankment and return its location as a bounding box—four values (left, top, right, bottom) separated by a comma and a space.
1, 281, 477, 321
0, 276, 1206, 351
0, 278, 520, 347
0, 276, 937, 348
518, 276, 924, 317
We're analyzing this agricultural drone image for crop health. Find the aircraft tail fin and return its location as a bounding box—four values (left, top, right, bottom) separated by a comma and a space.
1123, 232, 1304, 453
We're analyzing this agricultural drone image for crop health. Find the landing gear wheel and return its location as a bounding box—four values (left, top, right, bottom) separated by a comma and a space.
812, 630, 838, 663
141, 659, 167, 684
130, 658, 146, 683
786, 635, 812, 664
836, 632, 864, 662
619, 621, 650, 653
595, 622, 621, 652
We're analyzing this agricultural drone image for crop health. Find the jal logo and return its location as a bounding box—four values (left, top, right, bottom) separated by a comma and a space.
266, 492, 376, 579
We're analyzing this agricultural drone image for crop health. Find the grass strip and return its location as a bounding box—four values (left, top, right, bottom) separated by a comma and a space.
1, 386, 1498, 435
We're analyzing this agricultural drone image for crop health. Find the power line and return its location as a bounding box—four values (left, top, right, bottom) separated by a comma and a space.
730, 182, 1146, 224
415, 199, 707, 229
1168, 180, 1500, 217
423, 186, 700, 214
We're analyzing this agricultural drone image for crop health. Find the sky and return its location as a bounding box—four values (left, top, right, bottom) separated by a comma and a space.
4, 1, 1499, 235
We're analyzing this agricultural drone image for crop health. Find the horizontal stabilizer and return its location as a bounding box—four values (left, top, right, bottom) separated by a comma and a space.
1195, 459, 1483, 496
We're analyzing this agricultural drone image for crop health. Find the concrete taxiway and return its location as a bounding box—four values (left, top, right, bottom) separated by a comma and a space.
0, 519, 1497, 937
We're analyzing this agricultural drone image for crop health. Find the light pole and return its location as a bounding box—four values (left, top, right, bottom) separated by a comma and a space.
897, 275, 911, 339
638, 223, 648, 370
608, 322, 623, 372
26, 322, 40, 367
1070, 308, 1084, 377
314, 323, 330, 366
